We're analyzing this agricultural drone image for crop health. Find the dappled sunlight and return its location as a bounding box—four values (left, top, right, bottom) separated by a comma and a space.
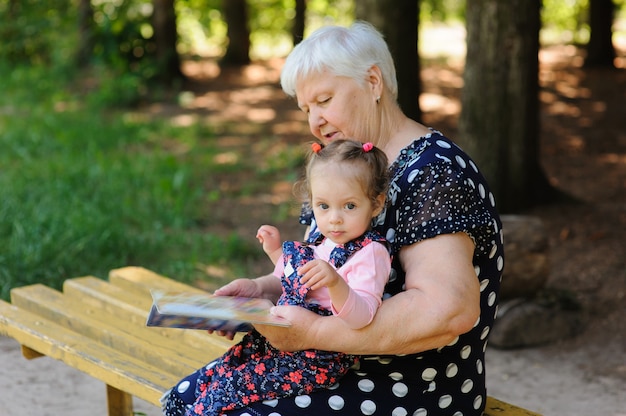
419, 92, 461, 115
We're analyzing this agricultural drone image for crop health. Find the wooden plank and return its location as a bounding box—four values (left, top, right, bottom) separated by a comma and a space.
485, 396, 542, 416
108, 267, 245, 348
62, 276, 236, 353
0, 300, 176, 406
109, 266, 205, 295
10, 284, 208, 374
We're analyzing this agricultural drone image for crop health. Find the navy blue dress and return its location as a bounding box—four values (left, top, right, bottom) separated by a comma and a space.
165, 131, 503, 416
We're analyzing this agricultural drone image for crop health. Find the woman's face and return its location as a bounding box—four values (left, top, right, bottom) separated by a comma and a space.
295, 70, 376, 144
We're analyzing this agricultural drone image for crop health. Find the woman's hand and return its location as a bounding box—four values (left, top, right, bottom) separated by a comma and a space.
254, 305, 323, 351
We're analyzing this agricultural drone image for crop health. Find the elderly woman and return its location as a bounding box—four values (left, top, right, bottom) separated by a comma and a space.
164, 21, 503, 416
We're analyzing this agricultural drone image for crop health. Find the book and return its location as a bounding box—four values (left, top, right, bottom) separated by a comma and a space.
146, 290, 291, 332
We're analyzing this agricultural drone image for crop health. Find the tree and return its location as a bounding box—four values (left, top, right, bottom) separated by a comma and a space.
459, 0, 553, 212
292, 0, 306, 45
221, 0, 251, 65
585, 0, 616, 67
76, 0, 95, 67
355, 0, 421, 122
152, 0, 184, 83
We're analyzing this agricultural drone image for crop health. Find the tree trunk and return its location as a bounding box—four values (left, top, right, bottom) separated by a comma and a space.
459, 0, 552, 213
292, 0, 306, 45
585, 0, 616, 68
355, 0, 421, 122
76, 0, 95, 67
152, 0, 183, 84
222, 0, 250, 66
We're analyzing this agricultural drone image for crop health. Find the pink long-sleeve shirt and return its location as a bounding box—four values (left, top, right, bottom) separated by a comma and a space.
272, 238, 391, 329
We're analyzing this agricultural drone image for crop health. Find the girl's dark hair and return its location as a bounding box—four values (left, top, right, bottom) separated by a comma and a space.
294, 139, 390, 207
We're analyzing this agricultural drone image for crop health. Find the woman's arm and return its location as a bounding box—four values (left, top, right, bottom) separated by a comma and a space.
256, 232, 480, 355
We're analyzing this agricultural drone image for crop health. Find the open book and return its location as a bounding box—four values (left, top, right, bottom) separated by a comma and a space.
146, 291, 291, 332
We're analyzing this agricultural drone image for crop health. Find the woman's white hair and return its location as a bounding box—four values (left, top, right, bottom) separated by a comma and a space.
280, 21, 398, 100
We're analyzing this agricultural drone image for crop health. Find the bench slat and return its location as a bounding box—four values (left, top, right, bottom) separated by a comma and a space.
109, 266, 206, 294
10, 284, 208, 375
63, 276, 236, 352
0, 300, 175, 406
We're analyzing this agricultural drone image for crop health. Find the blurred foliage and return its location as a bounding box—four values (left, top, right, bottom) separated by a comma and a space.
2, 0, 624, 84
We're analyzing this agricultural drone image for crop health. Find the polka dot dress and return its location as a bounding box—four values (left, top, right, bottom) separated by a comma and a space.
163, 131, 503, 416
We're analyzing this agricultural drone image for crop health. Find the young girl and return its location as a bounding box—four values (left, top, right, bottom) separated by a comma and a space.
163, 139, 392, 416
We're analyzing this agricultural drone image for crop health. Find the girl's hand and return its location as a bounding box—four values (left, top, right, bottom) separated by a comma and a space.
298, 259, 341, 290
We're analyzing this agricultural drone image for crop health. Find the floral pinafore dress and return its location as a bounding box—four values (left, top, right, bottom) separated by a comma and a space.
186, 230, 387, 416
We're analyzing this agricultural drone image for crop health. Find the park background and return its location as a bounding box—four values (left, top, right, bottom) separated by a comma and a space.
1, 1, 625, 414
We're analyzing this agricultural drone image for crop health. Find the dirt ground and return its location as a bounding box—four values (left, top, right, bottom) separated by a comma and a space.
1, 41, 625, 415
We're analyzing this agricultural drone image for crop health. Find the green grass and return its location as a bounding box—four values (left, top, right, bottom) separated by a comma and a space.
0, 65, 278, 300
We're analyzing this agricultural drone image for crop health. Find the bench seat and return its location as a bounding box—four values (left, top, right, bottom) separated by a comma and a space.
0, 266, 540, 416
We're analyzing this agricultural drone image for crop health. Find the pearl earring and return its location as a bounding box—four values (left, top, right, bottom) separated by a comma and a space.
376, 96, 381, 104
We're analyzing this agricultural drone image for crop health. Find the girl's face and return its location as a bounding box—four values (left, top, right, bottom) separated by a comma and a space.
309, 163, 384, 245
295, 70, 378, 144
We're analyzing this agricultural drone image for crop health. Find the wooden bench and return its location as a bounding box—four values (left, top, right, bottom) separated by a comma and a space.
0, 266, 540, 416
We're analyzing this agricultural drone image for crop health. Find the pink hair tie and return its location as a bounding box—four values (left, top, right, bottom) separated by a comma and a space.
311, 143, 323, 154
362, 142, 374, 152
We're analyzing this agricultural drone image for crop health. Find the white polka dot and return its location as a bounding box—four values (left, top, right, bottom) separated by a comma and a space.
461, 379, 474, 393
268, 413, 281, 416
453, 412, 463, 416
455, 155, 467, 168
262, 399, 278, 407
377, 357, 393, 365
436, 140, 451, 148
328, 395, 345, 410
489, 244, 497, 258
474, 265, 481, 276
460, 345, 471, 359
414, 409, 428, 416
425, 381, 436, 392
392, 382, 409, 397
479, 278, 489, 292
392, 407, 409, 416
294, 395, 311, 408
476, 359, 484, 374
358, 379, 375, 392
389, 372, 404, 381
470, 159, 479, 173
408, 170, 419, 183
422, 368, 437, 381
488, 291, 497, 307
176, 381, 190, 394
489, 192, 496, 207
386, 228, 396, 242
481, 326, 490, 340
474, 395, 484, 409
497, 255, 504, 271
479, 183, 486, 199
446, 363, 459, 378
439, 394, 453, 408
360, 399, 377, 415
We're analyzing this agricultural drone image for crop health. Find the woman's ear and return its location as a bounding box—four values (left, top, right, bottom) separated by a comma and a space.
367, 65, 384, 99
